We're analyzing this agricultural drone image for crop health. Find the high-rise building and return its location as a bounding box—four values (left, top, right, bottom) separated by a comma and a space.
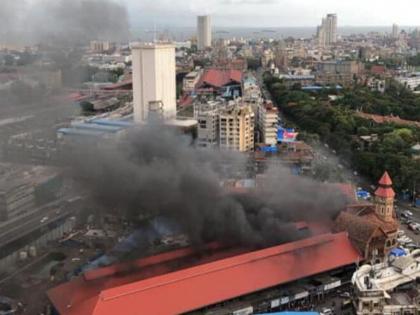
131, 43, 177, 123
219, 103, 254, 152
317, 14, 338, 47
258, 101, 279, 146
197, 16, 212, 51
316, 60, 363, 86
194, 101, 220, 149
392, 23, 400, 39
90, 40, 115, 53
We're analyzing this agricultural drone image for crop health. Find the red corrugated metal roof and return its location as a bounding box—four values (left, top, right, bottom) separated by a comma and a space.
48, 232, 360, 315
198, 69, 243, 89
102, 80, 132, 91
370, 65, 386, 75
335, 183, 357, 201
48, 244, 248, 315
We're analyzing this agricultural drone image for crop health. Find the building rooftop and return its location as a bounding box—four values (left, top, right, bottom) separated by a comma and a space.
352, 250, 420, 292
48, 232, 360, 315
130, 42, 175, 50
375, 171, 395, 199
198, 68, 243, 89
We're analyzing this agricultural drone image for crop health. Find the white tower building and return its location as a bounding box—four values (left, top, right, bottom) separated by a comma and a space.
197, 16, 212, 51
392, 23, 399, 39
131, 43, 177, 123
317, 14, 337, 47
325, 14, 338, 44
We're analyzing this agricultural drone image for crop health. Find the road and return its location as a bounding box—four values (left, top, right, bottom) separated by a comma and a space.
0, 197, 76, 253
256, 68, 367, 187
0, 94, 78, 160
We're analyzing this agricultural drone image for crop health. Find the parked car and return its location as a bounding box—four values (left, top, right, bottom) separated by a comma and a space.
404, 210, 414, 217
340, 292, 351, 298
321, 308, 333, 315
405, 243, 418, 249
341, 299, 352, 309
398, 236, 413, 244
40, 216, 49, 223
400, 213, 409, 219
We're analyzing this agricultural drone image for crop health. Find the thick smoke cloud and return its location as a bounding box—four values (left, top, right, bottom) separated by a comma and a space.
1, 0, 130, 46
0, 0, 26, 44
67, 125, 349, 248
65, 126, 346, 246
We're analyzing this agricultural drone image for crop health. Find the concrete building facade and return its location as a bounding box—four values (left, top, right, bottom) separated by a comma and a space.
182, 69, 203, 93
194, 101, 220, 149
131, 43, 177, 123
396, 74, 420, 91
392, 24, 400, 39
219, 103, 255, 152
90, 41, 115, 53
197, 16, 212, 51
316, 60, 363, 86
317, 14, 338, 47
258, 102, 279, 146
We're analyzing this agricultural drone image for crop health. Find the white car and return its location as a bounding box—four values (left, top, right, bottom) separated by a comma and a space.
40, 216, 49, 223
321, 308, 333, 315
398, 236, 413, 244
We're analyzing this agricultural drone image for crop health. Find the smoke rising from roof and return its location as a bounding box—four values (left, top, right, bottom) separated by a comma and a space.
1, 0, 130, 46
67, 125, 349, 248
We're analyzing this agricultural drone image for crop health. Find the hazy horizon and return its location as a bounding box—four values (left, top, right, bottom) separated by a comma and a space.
131, 25, 420, 42
125, 0, 420, 28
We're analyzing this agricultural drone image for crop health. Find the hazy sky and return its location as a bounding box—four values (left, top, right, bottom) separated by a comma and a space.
125, 0, 420, 28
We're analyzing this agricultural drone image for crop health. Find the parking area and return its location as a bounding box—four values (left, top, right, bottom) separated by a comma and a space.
396, 204, 420, 250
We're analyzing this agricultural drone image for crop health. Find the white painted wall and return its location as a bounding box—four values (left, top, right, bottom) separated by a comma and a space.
197, 16, 212, 50
132, 43, 177, 123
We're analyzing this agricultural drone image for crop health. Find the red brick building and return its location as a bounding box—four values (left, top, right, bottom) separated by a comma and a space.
335, 172, 399, 260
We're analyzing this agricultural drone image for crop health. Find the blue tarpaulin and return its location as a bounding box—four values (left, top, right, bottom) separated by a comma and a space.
260, 145, 278, 153
389, 248, 406, 257
357, 190, 370, 200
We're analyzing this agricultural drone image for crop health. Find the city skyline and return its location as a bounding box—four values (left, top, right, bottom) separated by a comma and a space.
126, 0, 420, 28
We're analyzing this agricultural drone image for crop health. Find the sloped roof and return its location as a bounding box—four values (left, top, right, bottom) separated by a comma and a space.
48, 233, 360, 315
375, 171, 395, 199
378, 171, 393, 186
198, 69, 243, 89
335, 212, 380, 244
370, 65, 387, 75
362, 212, 399, 234
375, 187, 396, 198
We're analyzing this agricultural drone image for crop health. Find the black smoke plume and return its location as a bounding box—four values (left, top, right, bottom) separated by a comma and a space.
0, 0, 130, 46
66, 125, 349, 248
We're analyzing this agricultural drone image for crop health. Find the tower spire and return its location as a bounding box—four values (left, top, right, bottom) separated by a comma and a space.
374, 171, 395, 222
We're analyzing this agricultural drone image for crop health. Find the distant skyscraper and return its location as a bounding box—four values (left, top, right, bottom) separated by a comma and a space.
392, 24, 400, 39
197, 15, 212, 50
317, 14, 337, 47
131, 43, 177, 123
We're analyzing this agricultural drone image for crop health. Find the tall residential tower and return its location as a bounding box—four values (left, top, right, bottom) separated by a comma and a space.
197, 16, 212, 51
131, 43, 177, 123
317, 14, 338, 47
392, 23, 400, 39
